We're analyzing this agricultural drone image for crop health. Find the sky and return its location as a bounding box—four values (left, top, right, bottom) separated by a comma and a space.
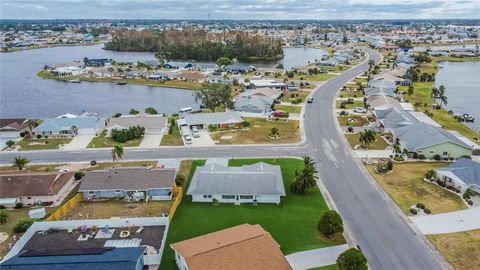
1, 0, 479, 20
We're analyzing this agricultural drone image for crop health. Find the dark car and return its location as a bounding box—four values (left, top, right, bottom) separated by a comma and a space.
307, 97, 314, 103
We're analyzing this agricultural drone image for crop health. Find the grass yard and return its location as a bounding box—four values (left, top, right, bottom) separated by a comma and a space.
275, 104, 302, 114
289, 73, 336, 82
159, 159, 343, 270
281, 90, 311, 103
210, 117, 300, 144
87, 131, 142, 148
427, 230, 480, 270
310, 265, 339, 270
0, 164, 65, 172
337, 115, 369, 127
366, 162, 467, 215
17, 138, 72, 151
344, 132, 389, 150
160, 117, 183, 146
87, 160, 157, 171
336, 100, 364, 109
338, 90, 363, 98
61, 200, 172, 220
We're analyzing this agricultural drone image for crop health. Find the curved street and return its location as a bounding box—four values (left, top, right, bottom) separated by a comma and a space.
0, 50, 449, 269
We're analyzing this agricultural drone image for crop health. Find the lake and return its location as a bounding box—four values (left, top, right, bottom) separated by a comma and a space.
436, 61, 480, 131
0, 44, 326, 118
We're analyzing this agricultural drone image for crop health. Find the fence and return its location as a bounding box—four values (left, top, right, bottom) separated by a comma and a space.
168, 187, 184, 221
46, 193, 83, 221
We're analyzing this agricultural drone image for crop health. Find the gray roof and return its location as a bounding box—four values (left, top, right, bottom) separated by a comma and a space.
234, 96, 272, 110
375, 107, 413, 129
35, 117, 104, 132
107, 115, 167, 130
364, 87, 397, 98
187, 162, 285, 196
183, 112, 243, 126
436, 158, 480, 186
79, 167, 175, 191
367, 79, 397, 91
395, 122, 472, 151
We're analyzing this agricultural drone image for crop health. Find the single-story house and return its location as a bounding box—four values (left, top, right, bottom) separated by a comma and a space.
106, 115, 167, 134
182, 111, 243, 130
241, 87, 282, 101
33, 116, 105, 136
85, 58, 112, 67
147, 72, 176, 80
0, 118, 30, 139
367, 95, 402, 110
246, 79, 286, 90
163, 61, 193, 69
170, 224, 292, 270
317, 58, 338, 67
435, 158, 480, 193
394, 121, 473, 159
176, 72, 207, 83
79, 167, 176, 201
187, 162, 286, 204
364, 87, 397, 98
234, 95, 273, 114
224, 64, 254, 74
0, 172, 76, 207
373, 107, 413, 131
51, 66, 86, 77
255, 67, 286, 76
367, 79, 397, 92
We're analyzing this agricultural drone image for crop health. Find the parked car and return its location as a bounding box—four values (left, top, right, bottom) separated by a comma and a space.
191, 126, 200, 138
353, 107, 367, 114
184, 135, 192, 144
272, 111, 286, 118
307, 97, 314, 103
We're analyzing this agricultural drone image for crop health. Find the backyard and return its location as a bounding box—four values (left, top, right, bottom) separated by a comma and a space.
210, 117, 300, 144
160, 118, 183, 146
87, 131, 142, 148
17, 138, 72, 151
427, 230, 480, 270
366, 162, 467, 215
159, 158, 343, 270
345, 132, 389, 150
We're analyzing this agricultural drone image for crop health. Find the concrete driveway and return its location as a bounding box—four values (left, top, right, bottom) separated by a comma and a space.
286, 244, 349, 270
63, 134, 94, 150
190, 130, 214, 147
410, 206, 480, 235
140, 133, 163, 148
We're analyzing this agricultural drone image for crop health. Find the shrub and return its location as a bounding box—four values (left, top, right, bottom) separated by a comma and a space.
434, 154, 441, 161
463, 188, 475, 200
347, 127, 353, 133
90, 160, 97, 166
129, 108, 139, 115
14, 203, 23, 209
416, 203, 425, 209
337, 248, 368, 270
424, 208, 431, 214
425, 170, 436, 179
410, 208, 418, 215
111, 125, 145, 143
36, 134, 42, 139
467, 200, 474, 206
13, 218, 35, 233
460, 155, 472, 159
386, 160, 393, 171
6, 140, 15, 148
318, 210, 344, 237
242, 121, 250, 128
0, 210, 9, 224
74, 171, 85, 180
145, 107, 158, 115
418, 154, 426, 160
175, 175, 185, 187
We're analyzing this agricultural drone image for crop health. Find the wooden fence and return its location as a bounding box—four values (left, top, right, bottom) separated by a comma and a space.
168, 187, 184, 221
46, 193, 83, 221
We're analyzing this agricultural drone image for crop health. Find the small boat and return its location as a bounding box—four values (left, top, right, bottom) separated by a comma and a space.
68, 79, 81, 83
116, 81, 127, 85
462, 114, 475, 122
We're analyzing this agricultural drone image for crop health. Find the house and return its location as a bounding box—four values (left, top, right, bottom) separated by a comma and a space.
85, 58, 112, 67
79, 167, 176, 201
33, 116, 105, 137
367, 95, 402, 110
170, 224, 292, 270
147, 72, 176, 81
435, 158, 480, 193
241, 87, 282, 101
0, 118, 30, 139
234, 96, 273, 114
367, 79, 397, 92
0, 172, 76, 207
246, 79, 286, 90
0, 217, 169, 270
317, 58, 338, 67
364, 87, 397, 98
373, 107, 413, 132
51, 66, 86, 77
187, 162, 285, 204
224, 64, 254, 74
182, 112, 243, 130
106, 115, 168, 135
394, 122, 473, 159
163, 61, 193, 69
177, 72, 207, 83
255, 67, 285, 76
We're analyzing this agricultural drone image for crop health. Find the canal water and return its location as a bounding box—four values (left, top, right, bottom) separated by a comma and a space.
0, 44, 326, 118
435, 61, 480, 131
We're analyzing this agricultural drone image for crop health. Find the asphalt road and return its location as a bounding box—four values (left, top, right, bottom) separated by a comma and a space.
0, 50, 449, 269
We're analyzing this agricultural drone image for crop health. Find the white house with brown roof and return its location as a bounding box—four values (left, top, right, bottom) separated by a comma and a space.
170, 224, 292, 270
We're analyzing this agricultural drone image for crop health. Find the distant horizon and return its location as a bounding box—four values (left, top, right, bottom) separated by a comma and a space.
1, 18, 480, 21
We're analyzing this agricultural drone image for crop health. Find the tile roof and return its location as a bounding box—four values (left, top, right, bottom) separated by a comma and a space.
0, 172, 74, 198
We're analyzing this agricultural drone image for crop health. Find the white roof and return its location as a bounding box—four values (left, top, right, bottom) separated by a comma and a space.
400, 103, 415, 111
408, 111, 442, 128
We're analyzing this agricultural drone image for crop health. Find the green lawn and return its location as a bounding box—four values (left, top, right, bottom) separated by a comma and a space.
0, 164, 65, 172
336, 100, 365, 109
309, 265, 339, 270
87, 131, 142, 148
160, 118, 183, 146
289, 73, 336, 82
17, 138, 72, 150
160, 158, 343, 270
345, 132, 389, 150
337, 115, 369, 127
275, 104, 302, 114
338, 90, 363, 98
281, 90, 311, 103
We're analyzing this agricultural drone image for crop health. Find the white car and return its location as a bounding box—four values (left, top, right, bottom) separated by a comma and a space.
353, 107, 367, 114
191, 127, 200, 138
184, 135, 192, 144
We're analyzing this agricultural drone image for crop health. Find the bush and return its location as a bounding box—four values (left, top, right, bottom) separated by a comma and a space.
386, 160, 393, 171
111, 125, 145, 143
318, 210, 344, 237
0, 209, 9, 224
13, 218, 35, 233
467, 200, 474, 206
90, 160, 97, 166
347, 127, 354, 133
14, 203, 23, 209
424, 208, 431, 214
337, 248, 368, 270
425, 169, 436, 179
410, 208, 418, 215
463, 188, 475, 200
418, 154, 426, 160
129, 108, 139, 115
175, 175, 185, 187
74, 171, 85, 180
460, 155, 472, 159
416, 203, 425, 209
434, 154, 441, 161
145, 107, 158, 115
6, 140, 15, 148
36, 134, 42, 139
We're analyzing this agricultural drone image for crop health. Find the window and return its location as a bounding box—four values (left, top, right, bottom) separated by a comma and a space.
114, 190, 121, 193
240, 195, 253, 200
88, 191, 95, 195
203, 195, 212, 198
27, 197, 31, 199
221, 195, 235, 199
442, 152, 448, 155
429, 151, 434, 154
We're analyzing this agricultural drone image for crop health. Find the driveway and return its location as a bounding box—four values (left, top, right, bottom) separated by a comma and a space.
139, 133, 163, 148
354, 149, 393, 158
63, 134, 94, 150
286, 244, 349, 270
410, 206, 480, 235
190, 130, 214, 147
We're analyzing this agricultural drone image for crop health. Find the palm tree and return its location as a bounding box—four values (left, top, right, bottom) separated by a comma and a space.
290, 156, 319, 195
13, 156, 29, 170
359, 129, 376, 148
111, 144, 124, 168
440, 95, 448, 108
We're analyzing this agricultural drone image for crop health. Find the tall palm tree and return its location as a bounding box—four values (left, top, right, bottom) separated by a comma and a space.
359, 129, 376, 148
440, 95, 448, 108
290, 156, 319, 195
13, 156, 29, 170
111, 144, 124, 168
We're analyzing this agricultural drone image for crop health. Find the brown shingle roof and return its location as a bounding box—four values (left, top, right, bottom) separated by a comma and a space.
171, 224, 292, 270
0, 172, 74, 198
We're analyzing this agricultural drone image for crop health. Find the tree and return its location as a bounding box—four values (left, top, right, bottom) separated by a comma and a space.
145, 107, 158, 115
407, 86, 414, 96
13, 156, 29, 170
337, 248, 368, 270
196, 83, 233, 112
387, 160, 393, 171
368, 59, 375, 69
276, 63, 284, 69
290, 156, 319, 195
358, 130, 376, 148
216, 57, 232, 66
439, 95, 448, 107
154, 52, 166, 67
318, 210, 343, 237
13, 218, 35, 233
83, 57, 89, 66
6, 140, 15, 148
0, 210, 9, 224
111, 144, 124, 167
129, 108, 139, 115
